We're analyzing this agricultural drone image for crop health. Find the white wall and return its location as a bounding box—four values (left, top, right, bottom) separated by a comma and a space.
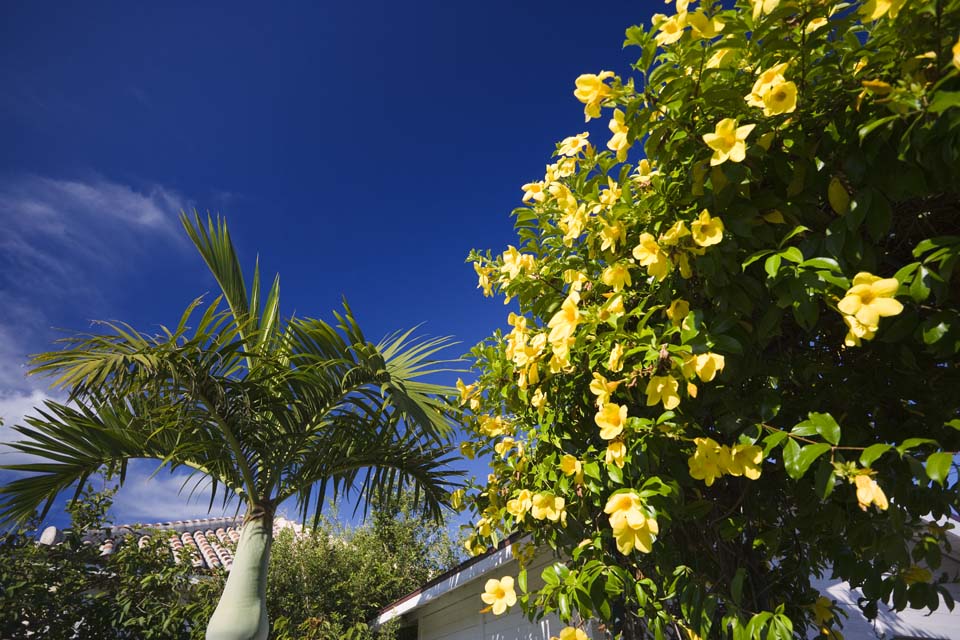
412, 551, 594, 640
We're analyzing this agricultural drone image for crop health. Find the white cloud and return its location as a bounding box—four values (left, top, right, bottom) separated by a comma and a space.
0, 388, 59, 467
109, 464, 241, 525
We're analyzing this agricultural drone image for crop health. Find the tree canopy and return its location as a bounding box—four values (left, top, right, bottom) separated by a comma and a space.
459, 0, 960, 638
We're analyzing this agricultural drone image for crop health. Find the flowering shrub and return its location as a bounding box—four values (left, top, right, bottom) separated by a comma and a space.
459, 0, 960, 637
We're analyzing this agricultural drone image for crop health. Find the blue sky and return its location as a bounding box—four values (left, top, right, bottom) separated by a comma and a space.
0, 0, 652, 528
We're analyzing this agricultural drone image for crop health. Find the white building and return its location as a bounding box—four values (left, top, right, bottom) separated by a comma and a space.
378, 526, 960, 640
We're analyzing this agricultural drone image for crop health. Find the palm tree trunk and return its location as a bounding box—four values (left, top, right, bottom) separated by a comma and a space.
206, 507, 273, 640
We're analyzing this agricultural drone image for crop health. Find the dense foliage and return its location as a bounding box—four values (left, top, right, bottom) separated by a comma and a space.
0, 488, 460, 639
460, 0, 960, 638
268, 493, 461, 639
0, 485, 219, 639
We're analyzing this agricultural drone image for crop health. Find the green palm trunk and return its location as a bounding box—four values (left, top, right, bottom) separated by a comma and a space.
206, 509, 273, 640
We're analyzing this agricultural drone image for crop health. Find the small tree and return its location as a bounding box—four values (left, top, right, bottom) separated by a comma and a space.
461, 0, 960, 638
0, 484, 217, 639
0, 215, 461, 640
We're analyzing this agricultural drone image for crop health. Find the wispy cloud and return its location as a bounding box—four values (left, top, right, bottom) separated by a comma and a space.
109, 464, 241, 524
0, 173, 193, 389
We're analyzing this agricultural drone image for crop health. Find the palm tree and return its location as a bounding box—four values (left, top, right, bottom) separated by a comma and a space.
0, 214, 462, 639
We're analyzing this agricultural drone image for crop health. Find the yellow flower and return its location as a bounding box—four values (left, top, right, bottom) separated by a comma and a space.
559, 132, 590, 157
474, 263, 495, 297
598, 293, 625, 323
837, 272, 903, 328
812, 597, 834, 625
464, 535, 485, 556
690, 209, 724, 247
687, 11, 725, 39
531, 493, 566, 521
450, 488, 465, 510
703, 118, 755, 165
574, 71, 615, 122
549, 182, 578, 214
596, 402, 628, 440
859, 0, 907, 21
632, 233, 671, 280
646, 375, 681, 410
655, 13, 687, 46
861, 79, 893, 96
745, 62, 790, 108
659, 220, 690, 246
633, 158, 659, 184
590, 372, 622, 407
460, 441, 476, 460
751, 0, 780, 21
506, 489, 533, 518
607, 342, 625, 373
842, 314, 878, 347
560, 454, 582, 477
476, 517, 492, 537
547, 294, 581, 346
563, 269, 588, 292
853, 473, 889, 511
688, 437, 724, 486
605, 441, 626, 468
456, 378, 477, 405
481, 576, 517, 615
531, 388, 547, 411
478, 415, 509, 437
763, 81, 797, 116
805, 17, 828, 33
705, 48, 735, 69
500, 245, 535, 281
521, 181, 547, 203
494, 437, 516, 458
559, 205, 587, 247
667, 299, 690, 326
599, 176, 623, 208
604, 491, 658, 554
599, 218, 626, 253
954, 36, 960, 69
694, 352, 725, 382
722, 444, 763, 479
607, 109, 631, 161
555, 627, 589, 640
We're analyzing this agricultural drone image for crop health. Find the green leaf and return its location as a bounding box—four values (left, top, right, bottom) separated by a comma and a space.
897, 438, 938, 455
858, 114, 901, 140
909, 266, 932, 302
860, 444, 893, 467
925, 452, 952, 486
517, 568, 528, 593
929, 91, 960, 114
829, 178, 850, 215
809, 412, 841, 445
780, 247, 803, 263
785, 441, 831, 480
765, 254, 782, 279
946, 419, 960, 432
763, 430, 788, 455
800, 257, 840, 271
783, 439, 802, 479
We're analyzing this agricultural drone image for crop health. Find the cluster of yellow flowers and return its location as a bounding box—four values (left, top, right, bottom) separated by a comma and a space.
506, 489, 567, 524
652, 0, 726, 47
604, 491, 660, 554
687, 437, 763, 486
836, 272, 903, 347
633, 211, 724, 282
745, 62, 797, 117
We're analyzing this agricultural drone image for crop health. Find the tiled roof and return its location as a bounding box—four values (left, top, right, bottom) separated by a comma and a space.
38, 515, 304, 572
